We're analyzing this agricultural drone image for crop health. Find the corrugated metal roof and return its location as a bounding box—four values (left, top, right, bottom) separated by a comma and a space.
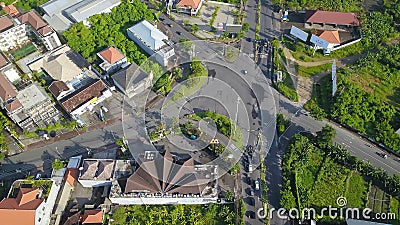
127, 20, 169, 51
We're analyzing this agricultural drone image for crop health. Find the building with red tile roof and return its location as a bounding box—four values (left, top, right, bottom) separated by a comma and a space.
0, 72, 17, 103
64, 168, 78, 187
0, 15, 14, 32
317, 30, 341, 44
18, 10, 47, 31
18, 10, 62, 50
177, 0, 203, 15
60, 79, 111, 116
97, 46, 127, 74
0, 14, 29, 51
3, 4, 20, 17
81, 210, 104, 224
0, 188, 45, 225
305, 10, 360, 27
48, 80, 71, 100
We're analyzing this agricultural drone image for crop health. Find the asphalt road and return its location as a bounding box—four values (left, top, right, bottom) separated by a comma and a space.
0, 123, 123, 179
274, 91, 400, 175
241, 0, 257, 56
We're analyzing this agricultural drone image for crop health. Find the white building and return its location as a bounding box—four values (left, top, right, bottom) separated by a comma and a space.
41, 0, 121, 32
0, 15, 28, 51
97, 46, 127, 74
127, 20, 175, 66
18, 10, 62, 51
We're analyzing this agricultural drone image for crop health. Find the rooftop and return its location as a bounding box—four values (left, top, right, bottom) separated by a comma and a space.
40, 0, 120, 31
98, 46, 125, 64
0, 72, 17, 102
317, 30, 341, 44
119, 149, 215, 195
17, 83, 50, 110
0, 52, 9, 69
48, 80, 70, 98
0, 15, 14, 32
64, 0, 121, 23
60, 79, 107, 112
0, 188, 44, 225
79, 159, 115, 180
305, 10, 360, 27
3, 4, 20, 17
112, 62, 150, 90
177, 0, 202, 9
5, 99, 22, 113
29, 46, 89, 82
81, 210, 103, 224
127, 20, 169, 51
18, 10, 47, 30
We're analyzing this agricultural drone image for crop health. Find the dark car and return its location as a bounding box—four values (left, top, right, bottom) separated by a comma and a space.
247, 197, 255, 206
246, 211, 256, 219
176, 31, 182, 35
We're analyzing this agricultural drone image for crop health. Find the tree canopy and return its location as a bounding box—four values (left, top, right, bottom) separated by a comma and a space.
63, 0, 155, 65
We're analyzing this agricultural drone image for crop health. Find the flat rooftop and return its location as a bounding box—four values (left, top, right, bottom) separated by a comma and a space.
17, 83, 49, 110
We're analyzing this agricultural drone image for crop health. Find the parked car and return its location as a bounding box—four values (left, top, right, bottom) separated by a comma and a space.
254, 180, 260, 190
100, 106, 109, 113
248, 164, 253, 173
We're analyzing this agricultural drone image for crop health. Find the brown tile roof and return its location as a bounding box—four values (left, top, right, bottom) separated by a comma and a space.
64, 168, 78, 187
38, 25, 52, 36
60, 79, 106, 112
0, 15, 14, 32
0, 52, 9, 68
3, 4, 20, 17
63, 212, 81, 225
124, 149, 210, 195
5, 99, 22, 113
49, 80, 69, 98
81, 210, 103, 224
0, 188, 44, 225
317, 30, 341, 44
177, 0, 202, 9
18, 10, 47, 30
98, 46, 124, 64
305, 10, 360, 26
0, 73, 17, 102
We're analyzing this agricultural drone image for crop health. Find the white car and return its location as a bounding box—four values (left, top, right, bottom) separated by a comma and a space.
248, 164, 253, 173
101, 106, 109, 113
254, 180, 260, 190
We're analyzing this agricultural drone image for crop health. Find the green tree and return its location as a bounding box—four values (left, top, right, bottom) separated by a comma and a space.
242, 22, 250, 32
0, 152, 5, 161
225, 191, 234, 201
316, 125, 336, 148
112, 206, 127, 225
192, 24, 199, 33
51, 159, 64, 170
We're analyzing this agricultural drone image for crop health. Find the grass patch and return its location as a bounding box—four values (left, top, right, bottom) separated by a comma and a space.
390, 197, 399, 224
310, 159, 350, 208
11, 43, 37, 60
274, 73, 298, 102
344, 172, 368, 208
165, 76, 207, 107
296, 63, 332, 77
